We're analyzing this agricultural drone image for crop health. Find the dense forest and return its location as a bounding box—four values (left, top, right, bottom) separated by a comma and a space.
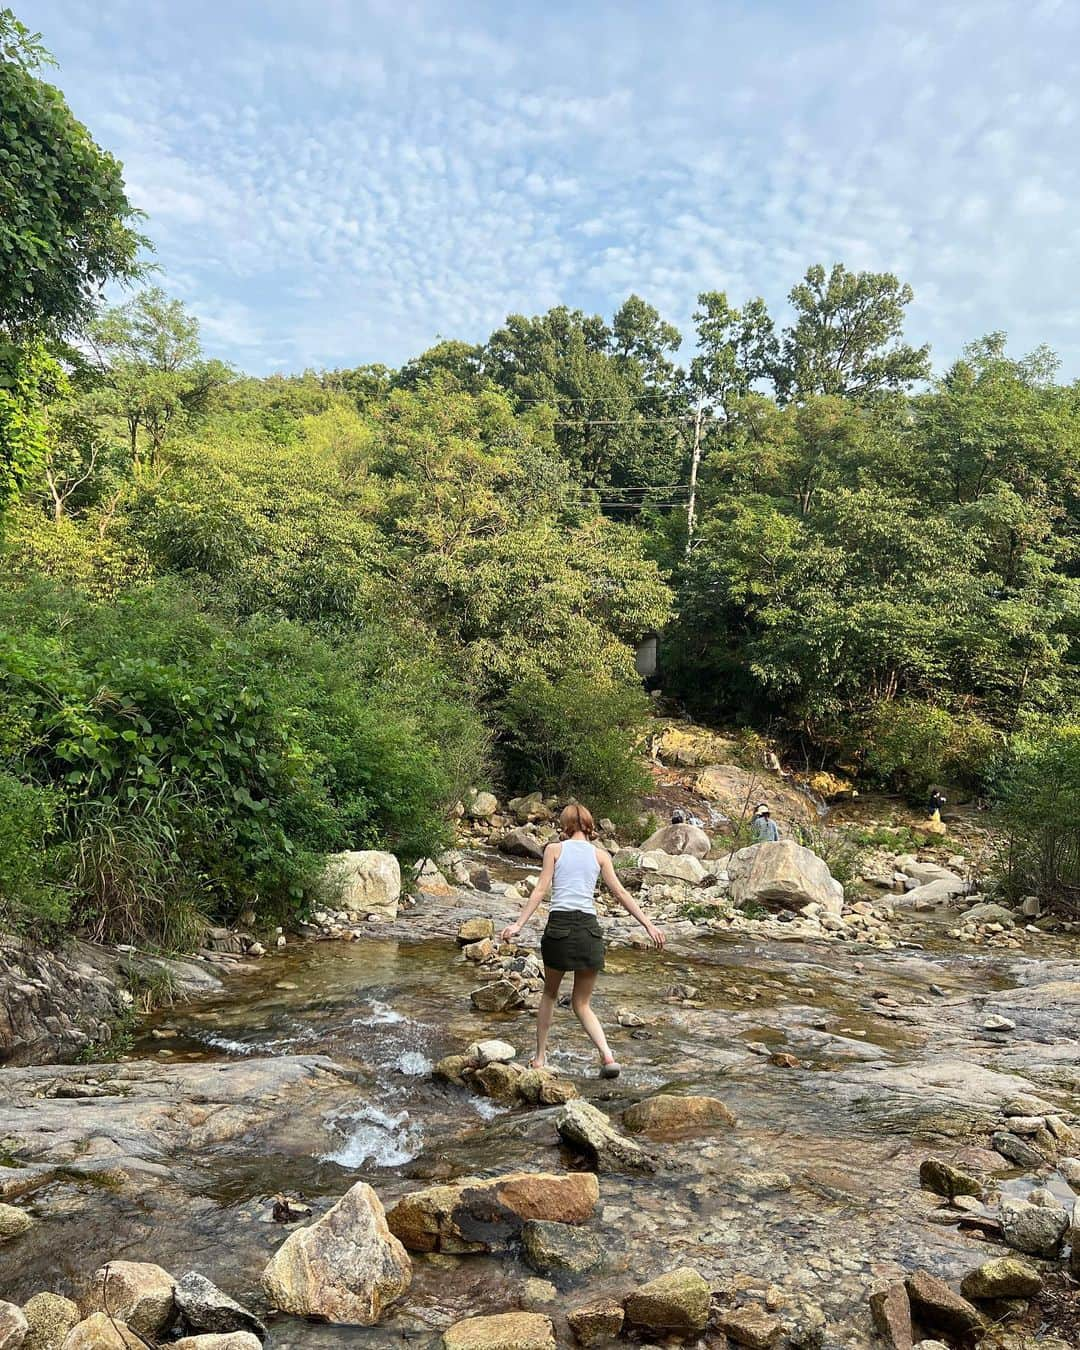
2, 8, 1077, 944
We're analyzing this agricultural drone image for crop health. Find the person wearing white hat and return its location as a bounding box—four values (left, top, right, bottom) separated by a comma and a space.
751, 803, 780, 842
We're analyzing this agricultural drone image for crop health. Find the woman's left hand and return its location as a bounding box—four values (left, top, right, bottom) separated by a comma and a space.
500, 922, 522, 943
643, 921, 665, 949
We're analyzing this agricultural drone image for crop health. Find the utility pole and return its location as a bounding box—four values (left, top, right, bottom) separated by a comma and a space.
685, 398, 704, 557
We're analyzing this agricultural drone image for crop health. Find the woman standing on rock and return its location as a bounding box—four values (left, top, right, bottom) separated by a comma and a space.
500, 803, 664, 1078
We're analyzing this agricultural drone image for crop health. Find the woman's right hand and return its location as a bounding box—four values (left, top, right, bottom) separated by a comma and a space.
643, 920, 665, 950
500, 922, 522, 943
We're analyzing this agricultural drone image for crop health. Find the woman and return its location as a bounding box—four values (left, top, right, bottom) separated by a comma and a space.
500, 803, 665, 1078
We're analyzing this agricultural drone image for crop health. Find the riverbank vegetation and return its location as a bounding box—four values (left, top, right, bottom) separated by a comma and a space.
1, 6, 1077, 941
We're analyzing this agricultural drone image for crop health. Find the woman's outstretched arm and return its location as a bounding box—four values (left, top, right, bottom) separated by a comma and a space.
500, 843, 557, 942
598, 851, 665, 949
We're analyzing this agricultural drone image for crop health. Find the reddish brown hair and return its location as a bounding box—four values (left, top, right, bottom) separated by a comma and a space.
559, 803, 596, 839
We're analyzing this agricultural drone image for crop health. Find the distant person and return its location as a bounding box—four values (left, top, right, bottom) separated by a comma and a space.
500, 803, 665, 1079
751, 803, 780, 842
927, 788, 947, 820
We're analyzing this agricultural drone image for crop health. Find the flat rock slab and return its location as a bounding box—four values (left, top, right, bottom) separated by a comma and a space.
0, 1056, 356, 1174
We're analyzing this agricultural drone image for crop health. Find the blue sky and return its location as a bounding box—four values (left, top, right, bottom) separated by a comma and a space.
23, 0, 1080, 376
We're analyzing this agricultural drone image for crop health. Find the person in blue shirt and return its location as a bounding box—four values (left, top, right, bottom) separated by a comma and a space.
751, 803, 780, 842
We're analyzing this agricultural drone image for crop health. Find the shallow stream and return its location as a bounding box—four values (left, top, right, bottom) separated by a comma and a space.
2, 898, 1078, 1347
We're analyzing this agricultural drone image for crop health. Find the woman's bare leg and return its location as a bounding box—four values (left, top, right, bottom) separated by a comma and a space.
534, 967, 564, 1066
570, 969, 613, 1062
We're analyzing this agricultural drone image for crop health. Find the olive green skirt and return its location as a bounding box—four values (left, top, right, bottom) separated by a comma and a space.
541, 911, 605, 972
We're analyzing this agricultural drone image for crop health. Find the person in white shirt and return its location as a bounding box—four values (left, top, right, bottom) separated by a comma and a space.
500, 803, 664, 1078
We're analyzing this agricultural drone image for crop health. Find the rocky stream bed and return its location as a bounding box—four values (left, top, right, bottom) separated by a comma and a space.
0, 844, 1078, 1348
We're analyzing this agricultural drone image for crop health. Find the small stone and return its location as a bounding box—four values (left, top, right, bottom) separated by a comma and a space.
556, 1099, 655, 1174
442, 1311, 555, 1349
869, 1283, 913, 1350
567, 1298, 624, 1346
464, 1039, 516, 1066
61, 1315, 143, 1349
616, 1008, 644, 1027
714, 1304, 784, 1349
623, 1267, 711, 1334
918, 1158, 981, 1200
470, 980, 523, 1012
769, 1052, 801, 1069
623, 1094, 736, 1136
0, 1303, 28, 1350
904, 1270, 982, 1337
457, 918, 495, 944
172, 1273, 266, 1341
273, 981, 298, 991
991, 1131, 1046, 1169
0, 1204, 32, 1243
982, 1015, 1016, 1031
960, 1257, 1042, 1300
171, 1337, 262, 1350
520, 1221, 603, 1279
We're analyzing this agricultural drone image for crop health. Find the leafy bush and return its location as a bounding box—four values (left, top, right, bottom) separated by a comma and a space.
497, 669, 650, 818
995, 726, 1080, 910
0, 580, 477, 944
0, 771, 68, 933
856, 700, 1002, 796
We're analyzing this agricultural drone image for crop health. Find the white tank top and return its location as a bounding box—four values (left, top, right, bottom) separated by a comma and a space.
549, 839, 601, 913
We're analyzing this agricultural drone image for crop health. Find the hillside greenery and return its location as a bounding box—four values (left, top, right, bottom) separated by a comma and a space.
1, 7, 1077, 941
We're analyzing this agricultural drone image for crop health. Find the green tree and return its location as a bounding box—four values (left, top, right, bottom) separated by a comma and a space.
774, 263, 930, 403
0, 8, 144, 339
89, 288, 232, 466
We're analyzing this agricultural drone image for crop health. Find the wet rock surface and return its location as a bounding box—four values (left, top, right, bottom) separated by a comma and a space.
1, 852, 1079, 1347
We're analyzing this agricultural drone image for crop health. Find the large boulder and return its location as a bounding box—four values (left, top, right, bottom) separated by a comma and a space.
498, 828, 547, 860
386, 1172, 599, 1253
261, 1181, 411, 1325
466, 791, 499, 821
0, 1303, 28, 1350
556, 1099, 656, 1173
901, 861, 961, 886
726, 841, 843, 915
509, 792, 553, 824
470, 981, 524, 1012
623, 1267, 711, 1335
903, 1271, 982, 1337
442, 1312, 555, 1350
960, 1258, 1042, 1301
638, 824, 711, 859
649, 724, 739, 768
638, 851, 708, 885
999, 1197, 1069, 1257
623, 1094, 736, 1137
321, 851, 401, 921
902, 879, 967, 907
695, 764, 815, 824
85, 1262, 176, 1340
22, 1294, 79, 1350
172, 1274, 266, 1341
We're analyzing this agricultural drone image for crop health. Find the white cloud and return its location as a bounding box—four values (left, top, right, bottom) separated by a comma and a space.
19, 0, 1080, 375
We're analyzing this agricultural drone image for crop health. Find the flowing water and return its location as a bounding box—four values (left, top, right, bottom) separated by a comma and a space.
2, 908, 1079, 1347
